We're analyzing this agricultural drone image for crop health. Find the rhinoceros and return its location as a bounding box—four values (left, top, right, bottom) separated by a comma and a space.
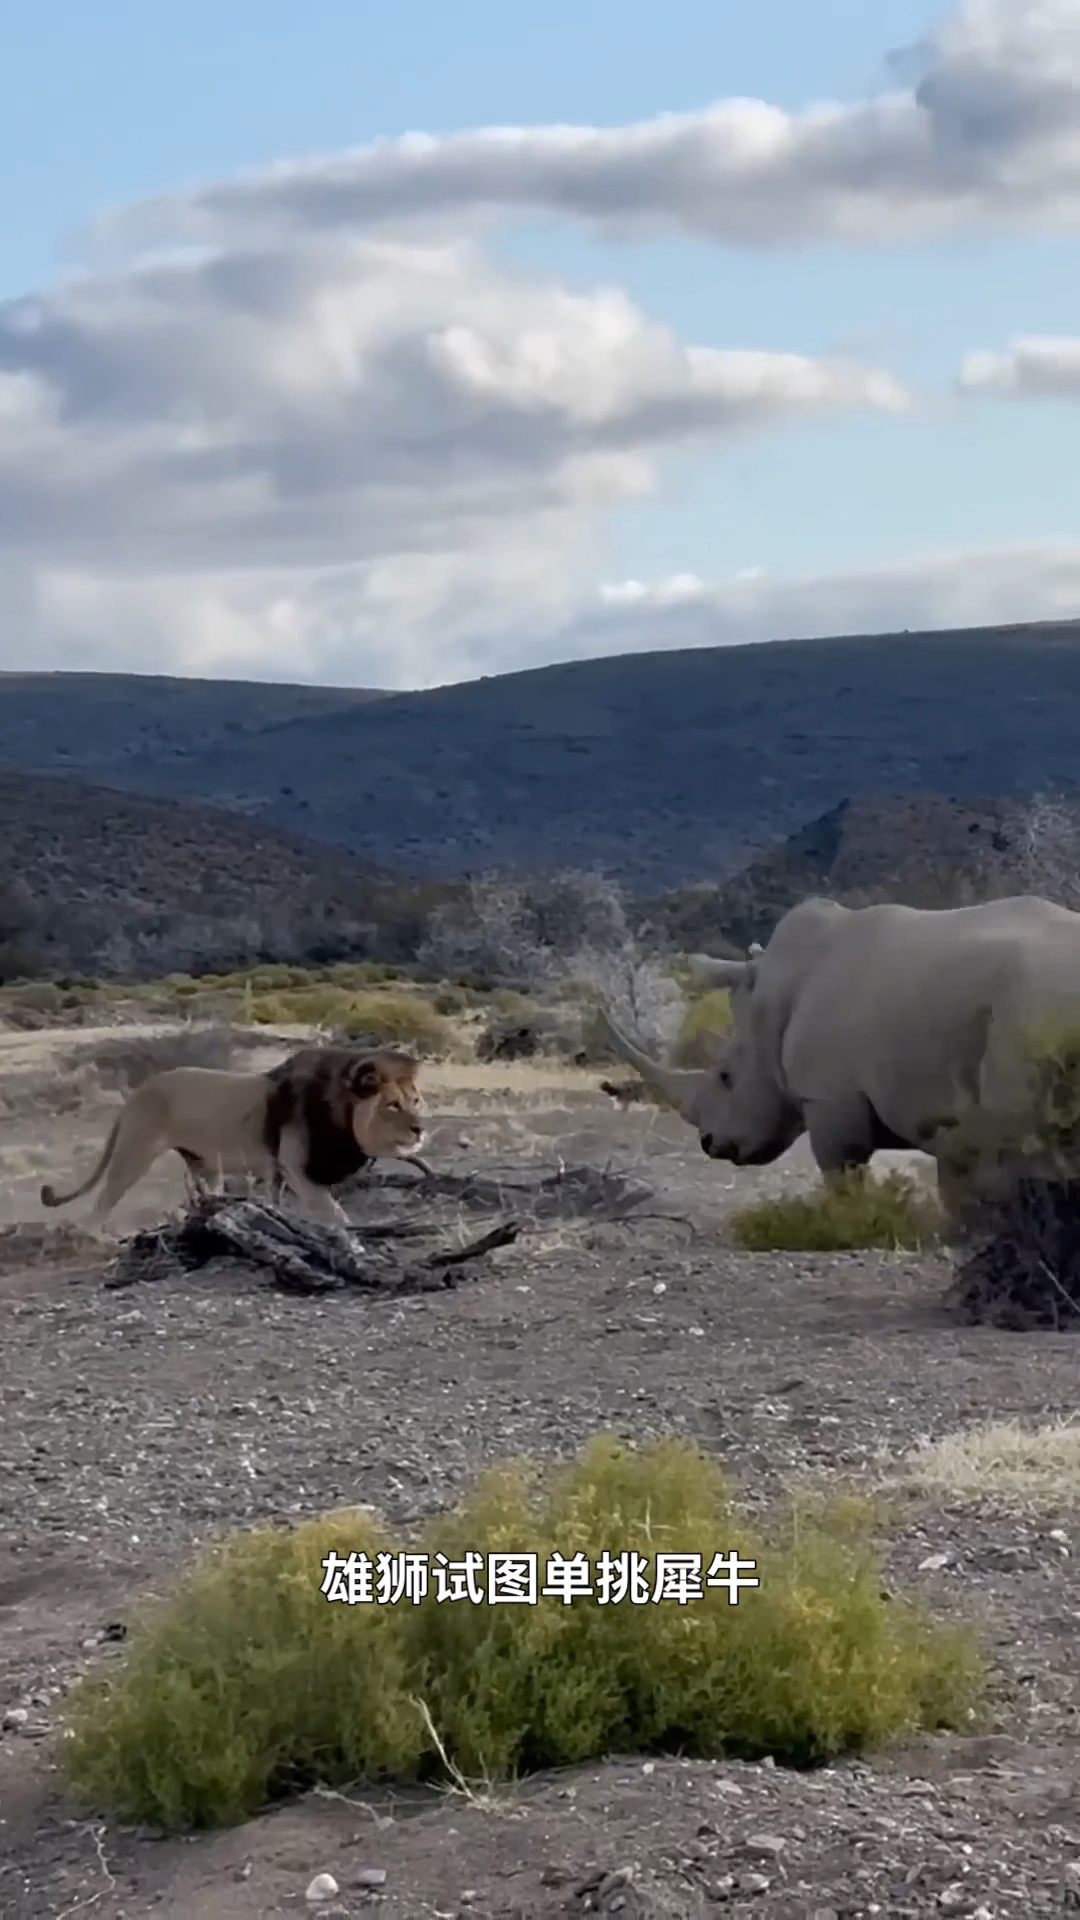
598, 894, 1080, 1211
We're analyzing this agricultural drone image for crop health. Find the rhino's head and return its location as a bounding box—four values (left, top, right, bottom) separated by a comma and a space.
596, 947, 803, 1168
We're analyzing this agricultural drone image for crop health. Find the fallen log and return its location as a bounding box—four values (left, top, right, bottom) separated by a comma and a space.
103, 1195, 519, 1297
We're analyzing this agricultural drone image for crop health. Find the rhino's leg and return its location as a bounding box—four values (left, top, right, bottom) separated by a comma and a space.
803, 1095, 876, 1184
934, 1157, 974, 1237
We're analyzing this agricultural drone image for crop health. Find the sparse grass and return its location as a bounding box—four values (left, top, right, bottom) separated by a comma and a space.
61, 1433, 983, 1833
898, 1419, 1080, 1506
670, 989, 732, 1069
729, 1172, 944, 1253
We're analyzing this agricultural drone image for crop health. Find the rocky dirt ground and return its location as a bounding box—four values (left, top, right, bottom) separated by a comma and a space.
3, 1025, 1080, 1918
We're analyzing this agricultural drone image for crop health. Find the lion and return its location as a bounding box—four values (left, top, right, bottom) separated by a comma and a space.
40, 1044, 429, 1229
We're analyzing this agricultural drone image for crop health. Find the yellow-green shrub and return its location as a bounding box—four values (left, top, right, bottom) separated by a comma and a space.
62, 1512, 424, 1831
729, 1171, 943, 1253
61, 1435, 982, 1833
244, 986, 450, 1054
334, 991, 449, 1053
670, 989, 732, 1068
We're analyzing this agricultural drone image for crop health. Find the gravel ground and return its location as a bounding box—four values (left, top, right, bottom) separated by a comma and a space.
4, 1053, 1080, 1917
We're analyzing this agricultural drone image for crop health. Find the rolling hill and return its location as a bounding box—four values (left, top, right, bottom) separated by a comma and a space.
2, 619, 1079, 890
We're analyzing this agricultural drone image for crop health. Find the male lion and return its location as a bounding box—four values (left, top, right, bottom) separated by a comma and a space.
40, 1045, 428, 1228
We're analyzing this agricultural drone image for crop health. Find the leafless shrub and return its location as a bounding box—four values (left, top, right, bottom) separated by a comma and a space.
418, 869, 683, 1051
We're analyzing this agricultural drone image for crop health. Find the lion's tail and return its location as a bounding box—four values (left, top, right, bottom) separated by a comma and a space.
40, 1117, 122, 1209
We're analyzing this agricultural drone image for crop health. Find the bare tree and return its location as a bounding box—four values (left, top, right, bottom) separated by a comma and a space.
417, 875, 563, 991
417, 867, 684, 1047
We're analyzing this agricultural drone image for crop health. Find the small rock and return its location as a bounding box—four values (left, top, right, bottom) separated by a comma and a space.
937, 1886, 970, 1912
598, 1867, 634, 1894
742, 1834, 786, 1859
652, 1282, 666, 1296
355, 1869, 387, 1889
918, 1552, 951, 1572
305, 1873, 340, 1904
2, 1708, 29, 1731
737, 1872, 771, 1894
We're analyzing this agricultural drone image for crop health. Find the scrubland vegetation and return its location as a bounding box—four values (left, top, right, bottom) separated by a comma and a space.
61, 1435, 982, 1832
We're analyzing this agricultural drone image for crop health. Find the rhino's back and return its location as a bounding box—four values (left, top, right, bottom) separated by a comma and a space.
776, 896, 1080, 1130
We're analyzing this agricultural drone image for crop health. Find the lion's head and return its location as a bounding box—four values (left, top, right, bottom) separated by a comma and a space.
347, 1049, 427, 1158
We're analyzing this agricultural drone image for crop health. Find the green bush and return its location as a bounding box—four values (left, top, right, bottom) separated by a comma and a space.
729, 1171, 944, 1252
334, 991, 451, 1054
61, 1434, 981, 1833
61, 1511, 424, 1831
670, 988, 732, 1068
245, 986, 450, 1055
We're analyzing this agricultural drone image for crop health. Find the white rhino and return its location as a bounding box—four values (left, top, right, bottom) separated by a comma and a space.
599, 894, 1080, 1210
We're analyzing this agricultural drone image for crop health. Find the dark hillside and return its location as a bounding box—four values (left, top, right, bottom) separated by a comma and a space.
0, 770, 450, 979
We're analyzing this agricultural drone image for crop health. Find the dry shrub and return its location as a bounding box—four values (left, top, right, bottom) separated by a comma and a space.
933, 1020, 1080, 1328
78, 1026, 249, 1092
730, 1172, 943, 1253
1, 981, 66, 1015
61, 1434, 982, 1833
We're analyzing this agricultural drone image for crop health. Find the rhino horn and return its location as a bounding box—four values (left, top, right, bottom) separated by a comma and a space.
687, 953, 753, 988
593, 1004, 702, 1119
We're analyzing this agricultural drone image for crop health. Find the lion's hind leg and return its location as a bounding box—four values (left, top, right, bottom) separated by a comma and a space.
177, 1150, 213, 1208
88, 1127, 168, 1224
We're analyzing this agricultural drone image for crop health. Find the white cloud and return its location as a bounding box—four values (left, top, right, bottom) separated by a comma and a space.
566, 539, 1080, 669
0, 227, 908, 678
17, 537, 1080, 693
1, 0, 1077, 689
958, 334, 1080, 395
88, 1, 1080, 260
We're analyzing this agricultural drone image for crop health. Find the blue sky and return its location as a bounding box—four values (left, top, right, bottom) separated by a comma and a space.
2, 0, 1079, 687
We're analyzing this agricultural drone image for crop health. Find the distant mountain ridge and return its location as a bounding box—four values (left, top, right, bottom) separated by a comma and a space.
3, 618, 1080, 888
